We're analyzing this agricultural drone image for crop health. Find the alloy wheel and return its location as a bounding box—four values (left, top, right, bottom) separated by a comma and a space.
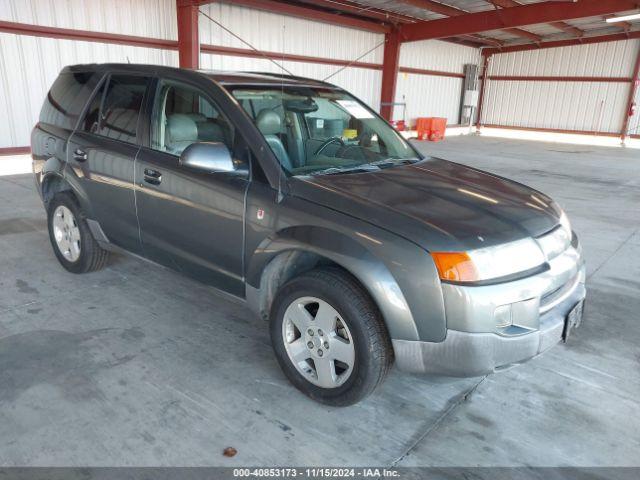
282, 296, 355, 388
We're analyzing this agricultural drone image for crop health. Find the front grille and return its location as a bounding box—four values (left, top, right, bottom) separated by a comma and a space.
540, 272, 580, 314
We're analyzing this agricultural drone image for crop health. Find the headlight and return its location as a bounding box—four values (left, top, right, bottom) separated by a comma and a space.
432, 238, 546, 283
558, 210, 572, 237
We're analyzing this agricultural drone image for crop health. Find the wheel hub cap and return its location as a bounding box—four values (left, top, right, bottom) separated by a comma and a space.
52, 205, 81, 262
282, 296, 355, 389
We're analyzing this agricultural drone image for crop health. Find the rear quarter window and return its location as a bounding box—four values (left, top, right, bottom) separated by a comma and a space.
39, 72, 100, 130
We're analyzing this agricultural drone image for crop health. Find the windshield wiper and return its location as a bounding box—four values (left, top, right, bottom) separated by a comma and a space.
367, 157, 421, 168
310, 164, 381, 176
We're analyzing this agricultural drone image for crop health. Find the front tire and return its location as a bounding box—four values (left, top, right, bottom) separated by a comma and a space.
47, 192, 110, 273
270, 268, 393, 406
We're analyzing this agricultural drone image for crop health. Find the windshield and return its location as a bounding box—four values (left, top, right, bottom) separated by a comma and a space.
228, 86, 421, 176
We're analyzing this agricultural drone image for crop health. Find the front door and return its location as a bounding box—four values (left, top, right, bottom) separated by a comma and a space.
134, 78, 249, 297
67, 73, 151, 253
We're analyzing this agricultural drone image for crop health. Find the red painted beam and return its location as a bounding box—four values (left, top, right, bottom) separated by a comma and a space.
398, 66, 464, 78
476, 54, 491, 128
216, 0, 390, 33
397, 0, 539, 43
488, 74, 633, 82
484, 30, 640, 55
621, 43, 640, 141
202, 43, 466, 79
177, 0, 199, 69
399, 0, 639, 42
380, 30, 401, 121
486, 0, 584, 37
0, 146, 30, 155
0, 20, 178, 50
295, 0, 416, 24
201, 43, 382, 70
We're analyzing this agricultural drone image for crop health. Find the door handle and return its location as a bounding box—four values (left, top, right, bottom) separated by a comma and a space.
73, 148, 87, 162
143, 168, 162, 185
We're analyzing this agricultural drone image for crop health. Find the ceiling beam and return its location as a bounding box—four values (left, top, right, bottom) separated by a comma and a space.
487, 0, 584, 37
460, 34, 504, 47
483, 29, 640, 55
399, 0, 640, 42
603, 14, 633, 31
294, 0, 417, 24
398, 0, 541, 42
211, 0, 391, 33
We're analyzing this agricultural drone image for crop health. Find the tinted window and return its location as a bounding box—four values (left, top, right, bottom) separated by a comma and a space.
150, 80, 234, 156
98, 75, 149, 144
82, 80, 105, 134
39, 71, 100, 130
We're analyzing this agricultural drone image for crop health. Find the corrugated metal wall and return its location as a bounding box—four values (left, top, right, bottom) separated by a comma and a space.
0, 0, 177, 39
0, 0, 178, 148
395, 40, 480, 125
198, 3, 384, 110
482, 39, 640, 134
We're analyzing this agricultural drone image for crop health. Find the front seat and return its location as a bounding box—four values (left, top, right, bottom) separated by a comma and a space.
255, 109, 292, 171
185, 113, 227, 144
165, 114, 198, 155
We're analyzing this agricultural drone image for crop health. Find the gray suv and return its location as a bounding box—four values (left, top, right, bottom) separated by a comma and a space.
32, 64, 586, 406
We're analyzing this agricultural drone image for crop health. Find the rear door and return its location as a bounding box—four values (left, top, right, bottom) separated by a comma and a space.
67, 73, 151, 254
32, 70, 101, 185
134, 77, 250, 297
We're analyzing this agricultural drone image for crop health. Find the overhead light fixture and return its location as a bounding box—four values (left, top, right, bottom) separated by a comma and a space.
606, 12, 640, 23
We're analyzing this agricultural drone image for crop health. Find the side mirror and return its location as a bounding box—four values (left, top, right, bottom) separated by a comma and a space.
179, 142, 235, 173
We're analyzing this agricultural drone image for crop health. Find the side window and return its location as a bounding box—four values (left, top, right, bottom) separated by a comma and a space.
99, 75, 149, 143
39, 71, 100, 130
82, 80, 105, 134
150, 80, 234, 156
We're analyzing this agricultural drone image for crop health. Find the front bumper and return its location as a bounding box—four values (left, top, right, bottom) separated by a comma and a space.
393, 239, 586, 377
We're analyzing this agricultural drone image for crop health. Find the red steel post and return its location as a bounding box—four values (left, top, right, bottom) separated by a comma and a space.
380, 29, 401, 122
177, 0, 200, 69
475, 53, 491, 129
621, 43, 640, 141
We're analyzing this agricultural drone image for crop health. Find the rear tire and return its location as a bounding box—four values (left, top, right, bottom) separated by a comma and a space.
270, 267, 393, 406
47, 192, 110, 273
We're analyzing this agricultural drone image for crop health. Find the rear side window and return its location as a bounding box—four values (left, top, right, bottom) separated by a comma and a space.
98, 75, 149, 143
80, 74, 149, 144
39, 72, 100, 130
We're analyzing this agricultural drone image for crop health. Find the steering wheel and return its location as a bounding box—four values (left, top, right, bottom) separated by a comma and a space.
314, 136, 345, 156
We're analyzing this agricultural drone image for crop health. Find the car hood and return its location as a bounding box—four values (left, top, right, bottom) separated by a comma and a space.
290, 158, 561, 252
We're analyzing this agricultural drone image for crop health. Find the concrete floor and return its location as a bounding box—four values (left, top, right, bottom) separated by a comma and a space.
0, 135, 638, 467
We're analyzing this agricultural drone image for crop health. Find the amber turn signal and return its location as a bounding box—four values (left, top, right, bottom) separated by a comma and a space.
431, 252, 480, 282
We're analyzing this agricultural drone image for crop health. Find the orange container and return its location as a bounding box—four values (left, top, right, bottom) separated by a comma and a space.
416, 117, 447, 141
392, 120, 406, 131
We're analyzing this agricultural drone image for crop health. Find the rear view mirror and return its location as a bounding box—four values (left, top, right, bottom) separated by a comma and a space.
284, 97, 318, 113
179, 142, 235, 173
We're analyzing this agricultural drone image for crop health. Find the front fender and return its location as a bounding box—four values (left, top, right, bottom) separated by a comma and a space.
246, 221, 447, 342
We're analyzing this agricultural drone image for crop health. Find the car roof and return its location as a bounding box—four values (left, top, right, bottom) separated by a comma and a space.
61, 63, 338, 89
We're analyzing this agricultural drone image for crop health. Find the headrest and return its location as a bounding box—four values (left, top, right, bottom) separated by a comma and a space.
166, 114, 198, 144
185, 113, 207, 123
256, 109, 282, 136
